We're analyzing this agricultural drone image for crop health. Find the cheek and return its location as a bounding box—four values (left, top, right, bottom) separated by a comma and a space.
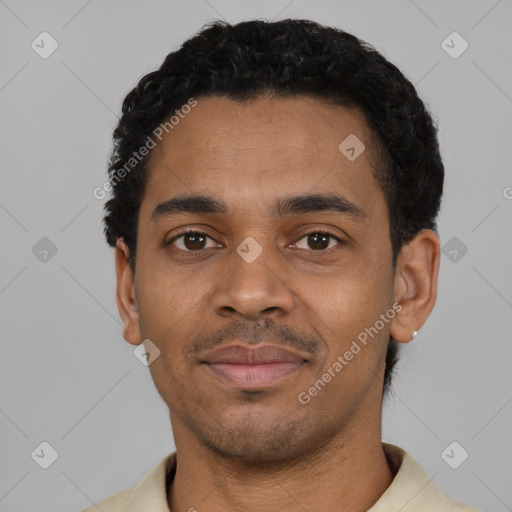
304, 262, 391, 331
135, 230, 193, 311
134, 265, 200, 350
300, 273, 393, 391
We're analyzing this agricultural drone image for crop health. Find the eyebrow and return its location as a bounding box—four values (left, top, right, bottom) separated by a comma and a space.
151, 193, 368, 222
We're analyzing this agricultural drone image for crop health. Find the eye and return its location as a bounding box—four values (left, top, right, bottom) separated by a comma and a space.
294, 230, 344, 251
166, 231, 221, 251
165, 229, 345, 253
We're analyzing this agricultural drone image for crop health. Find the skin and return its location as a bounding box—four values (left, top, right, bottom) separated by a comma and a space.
115, 95, 440, 512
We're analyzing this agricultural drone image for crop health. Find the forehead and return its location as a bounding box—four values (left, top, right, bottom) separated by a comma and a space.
142, 95, 385, 220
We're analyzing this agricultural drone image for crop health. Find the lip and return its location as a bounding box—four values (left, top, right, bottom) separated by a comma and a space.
201, 344, 307, 390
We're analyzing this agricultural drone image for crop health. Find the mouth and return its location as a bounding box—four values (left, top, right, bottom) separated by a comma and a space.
201, 344, 308, 391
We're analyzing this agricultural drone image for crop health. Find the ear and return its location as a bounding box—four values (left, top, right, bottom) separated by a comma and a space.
115, 238, 142, 346
390, 229, 440, 343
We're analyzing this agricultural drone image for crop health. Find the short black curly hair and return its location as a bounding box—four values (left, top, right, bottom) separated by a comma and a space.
101, 18, 444, 398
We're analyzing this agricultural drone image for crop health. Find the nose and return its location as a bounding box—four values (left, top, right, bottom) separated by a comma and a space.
212, 246, 295, 322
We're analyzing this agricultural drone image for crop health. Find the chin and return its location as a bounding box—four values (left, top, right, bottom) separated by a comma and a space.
189, 411, 339, 465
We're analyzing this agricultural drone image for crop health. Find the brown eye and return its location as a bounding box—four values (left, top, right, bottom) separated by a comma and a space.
168, 231, 220, 251
183, 232, 206, 250
295, 231, 342, 251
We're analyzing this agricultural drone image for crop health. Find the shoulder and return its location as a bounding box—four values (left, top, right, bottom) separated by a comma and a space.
81, 487, 132, 512
443, 499, 482, 512
80, 452, 177, 512
376, 444, 482, 512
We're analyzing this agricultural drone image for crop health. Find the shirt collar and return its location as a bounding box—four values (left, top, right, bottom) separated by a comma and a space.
124, 443, 448, 511
125, 452, 176, 512
368, 443, 446, 510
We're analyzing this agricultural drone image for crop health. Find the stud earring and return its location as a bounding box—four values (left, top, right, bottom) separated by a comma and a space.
412, 330, 418, 340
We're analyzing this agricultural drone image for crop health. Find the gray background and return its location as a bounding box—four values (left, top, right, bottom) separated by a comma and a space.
1, 0, 511, 511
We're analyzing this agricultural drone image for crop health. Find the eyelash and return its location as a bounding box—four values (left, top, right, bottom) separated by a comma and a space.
164, 229, 345, 254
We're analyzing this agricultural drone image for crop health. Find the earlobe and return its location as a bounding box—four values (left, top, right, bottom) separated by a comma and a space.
390, 229, 440, 344
115, 238, 142, 346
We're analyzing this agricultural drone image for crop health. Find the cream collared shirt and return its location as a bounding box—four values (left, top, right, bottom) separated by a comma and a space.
82, 443, 480, 511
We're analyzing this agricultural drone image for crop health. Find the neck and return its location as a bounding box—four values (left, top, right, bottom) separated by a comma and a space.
167, 410, 394, 512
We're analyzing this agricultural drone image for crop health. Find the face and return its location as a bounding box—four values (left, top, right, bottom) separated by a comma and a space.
118, 95, 405, 462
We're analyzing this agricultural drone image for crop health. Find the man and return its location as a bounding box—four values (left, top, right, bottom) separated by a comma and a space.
85, 18, 480, 511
